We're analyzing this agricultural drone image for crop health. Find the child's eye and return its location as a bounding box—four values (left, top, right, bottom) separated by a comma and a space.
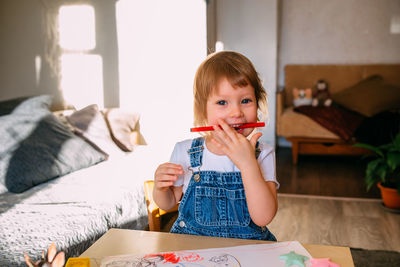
217, 100, 227, 105
242, 99, 252, 104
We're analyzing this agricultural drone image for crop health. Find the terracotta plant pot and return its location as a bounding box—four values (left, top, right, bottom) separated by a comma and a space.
377, 182, 400, 210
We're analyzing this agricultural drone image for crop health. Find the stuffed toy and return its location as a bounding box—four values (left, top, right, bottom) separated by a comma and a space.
293, 88, 312, 107
312, 79, 332, 107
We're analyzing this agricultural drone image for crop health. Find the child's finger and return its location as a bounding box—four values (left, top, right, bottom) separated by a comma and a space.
155, 163, 183, 176
162, 166, 183, 176
210, 137, 229, 154
213, 120, 236, 143
156, 173, 179, 181
160, 162, 183, 171
154, 174, 179, 188
218, 119, 237, 138
250, 132, 262, 147
156, 180, 176, 189
212, 125, 231, 147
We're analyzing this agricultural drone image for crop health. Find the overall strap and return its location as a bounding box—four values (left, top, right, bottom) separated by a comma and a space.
255, 141, 261, 159
187, 137, 204, 168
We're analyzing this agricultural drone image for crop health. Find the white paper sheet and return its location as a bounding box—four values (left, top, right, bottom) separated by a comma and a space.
100, 241, 312, 267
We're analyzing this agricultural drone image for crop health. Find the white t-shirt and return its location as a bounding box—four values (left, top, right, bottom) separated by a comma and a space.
171, 139, 279, 193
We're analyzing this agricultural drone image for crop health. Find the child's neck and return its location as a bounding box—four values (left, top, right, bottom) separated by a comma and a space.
205, 136, 225, 156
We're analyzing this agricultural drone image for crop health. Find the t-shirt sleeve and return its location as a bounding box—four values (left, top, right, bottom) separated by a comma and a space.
258, 143, 280, 189
169, 142, 186, 187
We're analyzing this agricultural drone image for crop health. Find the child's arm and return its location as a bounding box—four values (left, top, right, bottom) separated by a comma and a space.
210, 119, 278, 226
153, 162, 183, 211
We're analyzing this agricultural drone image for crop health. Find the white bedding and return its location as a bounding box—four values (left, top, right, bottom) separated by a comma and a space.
0, 146, 155, 266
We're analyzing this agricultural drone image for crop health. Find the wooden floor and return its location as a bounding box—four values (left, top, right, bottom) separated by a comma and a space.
268, 194, 400, 252
276, 147, 381, 198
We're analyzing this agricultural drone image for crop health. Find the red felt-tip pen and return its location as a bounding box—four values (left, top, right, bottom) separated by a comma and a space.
190, 122, 265, 132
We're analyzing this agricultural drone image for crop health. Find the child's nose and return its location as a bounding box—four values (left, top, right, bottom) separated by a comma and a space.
230, 104, 244, 117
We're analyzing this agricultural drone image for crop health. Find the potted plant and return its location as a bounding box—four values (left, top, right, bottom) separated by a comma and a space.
354, 132, 400, 210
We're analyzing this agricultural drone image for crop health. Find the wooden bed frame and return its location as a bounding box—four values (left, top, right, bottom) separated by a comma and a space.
286, 137, 369, 164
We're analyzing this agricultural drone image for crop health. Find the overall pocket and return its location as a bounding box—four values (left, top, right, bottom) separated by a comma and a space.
194, 186, 250, 227
225, 188, 251, 226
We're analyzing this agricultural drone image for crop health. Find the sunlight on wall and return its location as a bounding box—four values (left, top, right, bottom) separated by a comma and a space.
59, 5, 95, 50
58, 5, 103, 109
60, 54, 104, 109
116, 0, 207, 163
215, 41, 225, 52
35, 55, 41, 87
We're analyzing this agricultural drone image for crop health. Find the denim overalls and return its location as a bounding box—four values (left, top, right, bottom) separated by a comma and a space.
170, 138, 276, 241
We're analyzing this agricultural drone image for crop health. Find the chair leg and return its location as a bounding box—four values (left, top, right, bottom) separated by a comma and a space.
148, 209, 161, 232
144, 180, 161, 232
143, 180, 180, 232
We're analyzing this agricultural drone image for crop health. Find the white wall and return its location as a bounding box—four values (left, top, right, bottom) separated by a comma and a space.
215, 0, 279, 147
278, 0, 400, 87
0, 0, 61, 106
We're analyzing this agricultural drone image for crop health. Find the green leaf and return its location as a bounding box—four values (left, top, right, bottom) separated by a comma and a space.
366, 158, 384, 177
354, 143, 384, 157
387, 151, 400, 171
365, 159, 385, 191
365, 174, 377, 191
376, 164, 387, 182
393, 132, 400, 151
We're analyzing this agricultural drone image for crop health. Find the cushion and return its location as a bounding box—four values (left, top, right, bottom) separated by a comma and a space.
294, 105, 366, 141
332, 75, 400, 117
66, 104, 122, 156
0, 96, 106, 194
103, 108, 143, 151
0, 95, 45, 116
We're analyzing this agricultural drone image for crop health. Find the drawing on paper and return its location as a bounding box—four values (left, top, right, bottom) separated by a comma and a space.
209, 254, 241, 267
101, 241, 312, 267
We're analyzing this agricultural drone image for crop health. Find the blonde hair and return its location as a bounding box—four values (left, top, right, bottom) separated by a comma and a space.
193, 51, 268, 127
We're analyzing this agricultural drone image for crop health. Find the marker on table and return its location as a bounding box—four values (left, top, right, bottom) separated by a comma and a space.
190, 122, 265, 132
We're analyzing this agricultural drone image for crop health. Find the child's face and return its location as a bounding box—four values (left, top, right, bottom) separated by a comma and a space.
206, 77, 258, 137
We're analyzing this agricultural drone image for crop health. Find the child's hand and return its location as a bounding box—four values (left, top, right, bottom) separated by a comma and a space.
211, 119, 262, 170
154, 163, 183, 192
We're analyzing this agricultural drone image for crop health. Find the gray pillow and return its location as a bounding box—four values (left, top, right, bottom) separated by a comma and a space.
0, 96, 30, 116
0, 96, 106, 193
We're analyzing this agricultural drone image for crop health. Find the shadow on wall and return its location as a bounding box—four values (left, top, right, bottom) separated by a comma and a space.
1, 0, 120, 110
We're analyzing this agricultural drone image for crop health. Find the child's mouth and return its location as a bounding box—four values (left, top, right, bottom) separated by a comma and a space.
230, 123, 245, 131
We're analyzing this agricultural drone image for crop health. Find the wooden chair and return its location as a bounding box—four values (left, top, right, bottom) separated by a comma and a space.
143, 180, 179, 231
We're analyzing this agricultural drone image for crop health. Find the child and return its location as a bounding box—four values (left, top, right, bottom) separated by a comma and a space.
153, 51, 278, 241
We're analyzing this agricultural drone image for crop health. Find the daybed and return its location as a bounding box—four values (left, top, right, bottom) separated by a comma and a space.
276, 64, 400, 164
0, 95, 152, 266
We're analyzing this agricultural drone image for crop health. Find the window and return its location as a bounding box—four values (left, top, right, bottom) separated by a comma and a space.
58, 5, 103, 109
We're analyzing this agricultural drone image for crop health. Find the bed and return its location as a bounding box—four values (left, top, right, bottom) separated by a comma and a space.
0, 95, 153, 266
276, 64, 400, 163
